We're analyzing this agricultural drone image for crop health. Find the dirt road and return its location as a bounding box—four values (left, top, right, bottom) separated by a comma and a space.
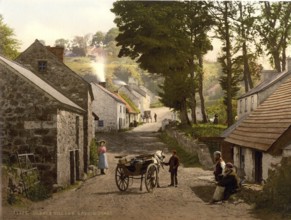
3, 108, 261, 220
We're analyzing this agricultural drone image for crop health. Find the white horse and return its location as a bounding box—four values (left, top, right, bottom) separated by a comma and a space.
152, 150, 165, 188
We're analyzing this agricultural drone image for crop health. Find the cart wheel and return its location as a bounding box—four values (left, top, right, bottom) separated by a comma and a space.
115, 166, 129, 191
145, 164, 158, 193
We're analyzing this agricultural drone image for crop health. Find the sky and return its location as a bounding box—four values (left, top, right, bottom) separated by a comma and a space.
0, 0, 289, 67
0, 0, 116, 51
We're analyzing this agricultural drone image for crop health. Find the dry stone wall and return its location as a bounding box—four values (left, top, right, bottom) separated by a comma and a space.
165, 128, 213, 170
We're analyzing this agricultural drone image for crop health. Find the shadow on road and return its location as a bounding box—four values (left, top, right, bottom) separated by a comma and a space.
191, 185, 216, 203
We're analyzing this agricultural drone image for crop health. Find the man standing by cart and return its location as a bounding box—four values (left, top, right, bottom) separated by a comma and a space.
164, 150, 180, 187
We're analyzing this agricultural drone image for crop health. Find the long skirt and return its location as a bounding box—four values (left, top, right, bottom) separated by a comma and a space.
98, 153, 108, 169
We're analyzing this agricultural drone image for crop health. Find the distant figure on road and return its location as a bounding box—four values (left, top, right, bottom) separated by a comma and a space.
154, 113, 157, 122
98, 140, 108, 175
163, 150, 180, 187
213, 151, 225, 182
213, 114, 218, 124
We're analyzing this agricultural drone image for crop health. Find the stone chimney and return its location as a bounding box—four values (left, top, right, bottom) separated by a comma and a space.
261, 70, 278, 82
46, 46, 64, 62
99, 82, 106, 88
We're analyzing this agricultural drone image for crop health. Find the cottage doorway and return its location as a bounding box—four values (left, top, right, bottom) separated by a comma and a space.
119, 118, 122, 130
70, 151, 75, 184
75, 150, 80, 180
254, 151, 262, 183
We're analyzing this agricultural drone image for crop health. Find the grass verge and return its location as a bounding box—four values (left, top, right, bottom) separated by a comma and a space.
159, 132, 201, 168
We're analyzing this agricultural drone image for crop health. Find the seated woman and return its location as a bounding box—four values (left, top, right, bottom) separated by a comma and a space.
211, 162, 239, 203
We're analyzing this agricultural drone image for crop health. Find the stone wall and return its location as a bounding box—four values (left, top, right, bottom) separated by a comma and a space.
0, 63, 60, 186
165, 128, 213, 169
16, 40, 94, 172
57, 110, 84, 187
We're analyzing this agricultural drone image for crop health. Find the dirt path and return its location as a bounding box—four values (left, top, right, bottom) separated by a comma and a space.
3, 108, 262, 220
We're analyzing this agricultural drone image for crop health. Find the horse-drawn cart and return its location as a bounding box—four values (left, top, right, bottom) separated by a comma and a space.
114, 151, 165, 193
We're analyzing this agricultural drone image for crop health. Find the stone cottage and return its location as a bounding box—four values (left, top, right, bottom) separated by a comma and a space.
119, 77, 151, 120
0, 55, 84, 187
223, 58, 291, 183
91, 83, 127, 132
15, 40, 95, 173
116, 94, 139, 127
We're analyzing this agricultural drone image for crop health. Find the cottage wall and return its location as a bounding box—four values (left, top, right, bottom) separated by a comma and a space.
57, 110, 84, 186
0, 63, 60, 186
93, 87, 118, 131
243, 148, 254, 182
237, 94, 258, 119
262, 153, 282, 181
16, 40, 94, 172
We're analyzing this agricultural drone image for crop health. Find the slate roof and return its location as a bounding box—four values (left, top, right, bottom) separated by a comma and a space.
91, 83, 125, 104
225, 75, 291, 152
239, 69, 288, 99
0, 56, 84, 112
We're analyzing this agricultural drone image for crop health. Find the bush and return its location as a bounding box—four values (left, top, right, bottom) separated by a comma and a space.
89, 138, 98, 166
26, 183, 51, 201
255, 157, 291, 215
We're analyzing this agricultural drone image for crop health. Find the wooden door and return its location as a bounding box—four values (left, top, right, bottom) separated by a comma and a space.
70, 151, 75, 184
254, 151, 262, 183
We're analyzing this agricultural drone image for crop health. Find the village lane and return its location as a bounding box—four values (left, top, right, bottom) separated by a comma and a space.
3, 108, 261, 220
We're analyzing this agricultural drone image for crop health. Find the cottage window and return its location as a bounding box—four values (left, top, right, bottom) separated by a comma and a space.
245, 98, 248, 112
98, 120, 104, 127
120, 106, 122, 113
38, 60, 47, 72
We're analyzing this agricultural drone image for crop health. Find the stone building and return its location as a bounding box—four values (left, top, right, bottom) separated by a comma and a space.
15, 40, 95, 173
0, 55, 84, 187
222, 58, 291, 183
119, 78, 151, 120
91, 83, 127, 132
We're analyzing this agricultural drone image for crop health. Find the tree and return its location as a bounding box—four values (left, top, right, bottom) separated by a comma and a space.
256, 2, 291, 72
91, 31, 105, 46
233, 2, 259, 92
112, 1, 213, 125
211, 2, 239, 127
104, 28, 119, 45
0, 15, 20, 59
54, 38, 69, 49
112, 1, 192, 124
71, 34, 90, 56
182, 1, 214, 123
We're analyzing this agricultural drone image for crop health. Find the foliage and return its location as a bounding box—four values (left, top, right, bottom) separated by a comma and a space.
159, 133, 200, 168
91, 31, 105, 46
0, 15, 20, 59
89, 138, 98, 166
255, 157, 291, 216
191, 124, 227, 138
206, 98, 237, 124
104, 28, 119, 45
54, 38, 69, 48
26, 183, 51, 201
255, 2, 291, 72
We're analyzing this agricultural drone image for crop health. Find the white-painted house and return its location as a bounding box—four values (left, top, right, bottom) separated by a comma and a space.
223, 58, 291, 183
91, 83, 127, 132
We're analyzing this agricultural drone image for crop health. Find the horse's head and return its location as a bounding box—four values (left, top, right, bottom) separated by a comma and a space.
154, 150, 165, 164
